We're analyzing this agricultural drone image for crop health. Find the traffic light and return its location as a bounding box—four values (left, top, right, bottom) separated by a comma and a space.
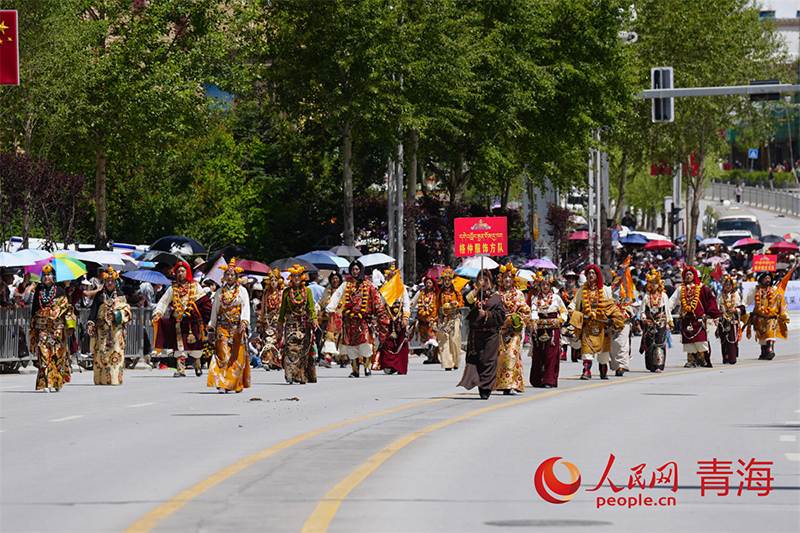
670, 206, 683, 226
651, 67, 674, 123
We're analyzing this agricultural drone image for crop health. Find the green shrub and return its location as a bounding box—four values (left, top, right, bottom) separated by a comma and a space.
717, 169, 797, 189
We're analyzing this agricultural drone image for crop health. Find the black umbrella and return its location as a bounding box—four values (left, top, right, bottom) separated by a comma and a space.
138, 250, 184, 266
150, 235, 207, 255
206, 246, 252, 272
761, 234, 784, 244
268, 257, 318, 272
329, 245, 362, 259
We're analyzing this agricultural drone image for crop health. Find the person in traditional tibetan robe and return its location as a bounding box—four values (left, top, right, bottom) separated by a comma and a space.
609, 277, 640, 377
258, 268, 284, 370
716, 275, 745, 365
493, 262, 530, 395
30, 263, 76, 392
668, 266, 721, 368
639, 270, 672, 373
436, 268, 464, 371
87, 267, 132, 385
559, 271, 581, 362
568, 264, 625, 380
376, 266, 410, 375
207, 258, 251, 392
153, 261, 213, 377
744, 271, 790, 360
326, 260, 385, 378
317, 271, 343, 367
529, 273, 567, 388
412, 275, 439, 364
277, 265, 318, 384
458, 269, 506, 399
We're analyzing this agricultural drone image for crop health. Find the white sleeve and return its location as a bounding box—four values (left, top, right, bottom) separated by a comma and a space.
325, 284, 346, 314
568, 288, 581, 312
240, 286, 251, 325
208, 290, 221, 329
403, 288, 411, 316
668, 288, 681, 312
555, 295, 568, 324
155, 287, 173, 317
530, 298, 538, 322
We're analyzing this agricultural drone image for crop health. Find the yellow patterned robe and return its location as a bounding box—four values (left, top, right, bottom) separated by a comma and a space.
208, 284, 251, 392
30, 289, 76, 391
494, 287, 529, 392
745, 285, 790, 344
89, 289, 132, 385
258, 288, 284, 368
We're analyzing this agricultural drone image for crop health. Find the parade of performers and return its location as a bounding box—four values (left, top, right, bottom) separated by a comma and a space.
326, 260, 385, 378
154, 261, 213, 377
412, 275, 439, 365
30, 262, 76, 392
669, 266, 721, 368
529, 272, 567, 388
717, 274, 744, 365
207, 258, 251, 393
277, 265, 318, 384
87, 267, 132, 385
436, 268, 464, 371
376, 265, 410, 375
493, 262, 529, 395
257, 268, 284, 370
640, 270, 672, 373
458, 269, 506, 399
744, 271, 791, 360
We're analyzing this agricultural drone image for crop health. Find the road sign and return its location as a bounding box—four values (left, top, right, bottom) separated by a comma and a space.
454, 217, 507, 257
748, 149, 759, 159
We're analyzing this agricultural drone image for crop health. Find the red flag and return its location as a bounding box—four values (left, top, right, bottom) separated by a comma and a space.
710, 262, 723, 281
0, 11, 19, 85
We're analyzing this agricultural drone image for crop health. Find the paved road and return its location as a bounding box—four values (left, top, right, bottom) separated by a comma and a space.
2, 330, 798, 532
699, 198, 799, 240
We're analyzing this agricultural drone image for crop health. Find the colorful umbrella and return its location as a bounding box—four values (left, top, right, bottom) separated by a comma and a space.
643, 240, 675, 251
422, 266, 451, 279
523, 258, 558, 269
768, 241, 799, 253
235, 259, 272, 274
784, 232, 800, 242
28, 256, 87, 282
732, 237, 763, 249
569, 230, 589, 240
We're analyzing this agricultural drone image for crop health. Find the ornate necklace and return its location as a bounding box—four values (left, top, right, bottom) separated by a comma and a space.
343, 280, 370, 319
288, 285, 308, 316
754, 286, 774, 313
535, 291, 553, 310
681, 283, 701, 315
582, 284, 601, 319
221, 284, 238, 307
172, 282, 195, 319
646, 292, 661, 309
562, 287, 577, 304
39, 285, 57, 308
418, 289, 436, 319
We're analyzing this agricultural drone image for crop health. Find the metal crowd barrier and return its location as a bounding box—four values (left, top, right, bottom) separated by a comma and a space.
706, 182, 800, 217
0, 307, 32, 362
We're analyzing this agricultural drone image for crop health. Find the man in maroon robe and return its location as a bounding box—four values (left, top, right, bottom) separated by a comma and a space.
669, 266, 721, 368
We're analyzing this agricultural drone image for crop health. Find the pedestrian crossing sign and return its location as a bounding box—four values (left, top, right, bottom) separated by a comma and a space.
748, 149, 758, 159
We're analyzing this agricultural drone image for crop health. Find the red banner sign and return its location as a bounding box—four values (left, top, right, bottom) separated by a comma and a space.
752, 254, 777, 272
0, 10, 19, 85
454, 217, 508, 257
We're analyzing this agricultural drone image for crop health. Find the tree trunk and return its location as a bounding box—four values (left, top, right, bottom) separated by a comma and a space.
95, 142, 108, 250
21, 113, 34, 250
611, 150, 628, 226
686, 172, 704, 267
404, 130, 419, 283
448, 151, 466, 206
341, 121, 354, 247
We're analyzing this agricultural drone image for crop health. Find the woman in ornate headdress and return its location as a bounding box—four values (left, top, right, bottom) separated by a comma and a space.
277, 265, 317, 384
325, 260, 385, 378
668, 266, 721, 368
258, 268, 284, 370
87, 267, 132, 385
529, 272, 567, 388
436, 267, 464, 371
568, 264, 624, 379
493, 262, 530, 394
744, 271, 790, 360
639, 269, 672, 372
207, 258, 251, 392
317, 270, 344, 367
412, 275, 439, 364
30, 262, 77, 392
559, 271, 581, 362
376, 265, 410, 375
717, 274, 744, 365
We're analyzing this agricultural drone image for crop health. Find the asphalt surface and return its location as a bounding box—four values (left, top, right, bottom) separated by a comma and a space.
1, 329, 799, 533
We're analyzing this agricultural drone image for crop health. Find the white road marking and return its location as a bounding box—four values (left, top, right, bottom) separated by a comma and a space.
784, 421, 800, 426
780, 435, 796, 442
127, 403, 155, 408
786, 453, 800, 462
50, 415, 84, 423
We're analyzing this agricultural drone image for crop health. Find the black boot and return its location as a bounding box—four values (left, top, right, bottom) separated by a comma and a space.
580, 361, 592, 380
765, 341, 776, 360
349, 359, 359, 378
759, 345, 768, 360
599, 363, 608, 380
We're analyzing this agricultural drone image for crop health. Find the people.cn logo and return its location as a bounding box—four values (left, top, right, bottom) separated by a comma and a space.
534, 457, 582, 504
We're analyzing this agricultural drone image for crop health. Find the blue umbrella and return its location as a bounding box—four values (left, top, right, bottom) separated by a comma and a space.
122, 269, 172, 285
676, 234, 702, 242
296, 251, 349, 270
454, 266, 480, 278
620, 234, 648, 245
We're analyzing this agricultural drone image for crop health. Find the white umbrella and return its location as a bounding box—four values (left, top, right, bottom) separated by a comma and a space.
0, 252, 37, 267
358, 252, 396, 267
631, 230, 670, 242
517, 269, 535, 282
459, 256, 500, 270
700, 237, 724, 247
13, 249, 52, 263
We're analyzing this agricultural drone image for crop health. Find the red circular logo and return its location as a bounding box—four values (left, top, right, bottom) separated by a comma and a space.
534, 457, 582, 504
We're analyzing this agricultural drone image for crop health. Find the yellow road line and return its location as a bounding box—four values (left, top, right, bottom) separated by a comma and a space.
124, 395, 458, 532
301, 356, 800, 533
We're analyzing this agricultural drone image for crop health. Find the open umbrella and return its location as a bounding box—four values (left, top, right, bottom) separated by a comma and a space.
523, 258, 558, 269
517, 269, 535, 282
296, 251, 349, 270
784, 232, 800, 242
703, 256, 725, 264
761, 234, 784, 244
699, 237, 724, 247
122, 269, 172, 285
13, 249, 52, 263
150, 235, 207, 255
619, 234, 648, 245
268, 257, 318, 272
675, 234, 702, 243
28, 256, 87, 282
643, 240, 675, 251
768, 241, 799, 253
329, 245, 362, 259
422, 266, 450, 279
454, 266, 479, 278
569, 230, 589, 240
358, 252, 396, 268
732, 237, 763, 250
235, 259, 272, 274
459, 256, 500, 270
0, 252, 36, 267
138, 250, 183, 266
205, 246, 252, 271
